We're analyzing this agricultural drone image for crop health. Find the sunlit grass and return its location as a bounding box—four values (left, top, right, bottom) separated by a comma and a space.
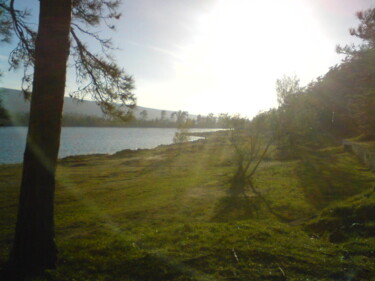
1, 134, 375, 280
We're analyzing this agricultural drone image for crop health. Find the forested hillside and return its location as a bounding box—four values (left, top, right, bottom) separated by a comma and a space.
251, 8, 375, 159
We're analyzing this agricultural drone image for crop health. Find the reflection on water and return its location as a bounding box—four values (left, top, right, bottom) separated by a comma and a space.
0, 127, 217, 164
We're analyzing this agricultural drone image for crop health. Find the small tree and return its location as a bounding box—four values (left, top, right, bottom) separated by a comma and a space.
173, 120, 192, 144
228, 116, 289, 220
229, 117, 272, 196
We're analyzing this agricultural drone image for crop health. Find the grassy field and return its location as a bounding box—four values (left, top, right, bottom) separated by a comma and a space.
1, 132, 375, 280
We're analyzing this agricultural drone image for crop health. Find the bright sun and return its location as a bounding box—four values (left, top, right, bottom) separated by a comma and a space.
172, 0, 334, 116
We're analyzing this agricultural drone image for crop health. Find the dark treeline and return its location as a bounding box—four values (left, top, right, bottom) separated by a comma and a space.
61, 111, 236, 128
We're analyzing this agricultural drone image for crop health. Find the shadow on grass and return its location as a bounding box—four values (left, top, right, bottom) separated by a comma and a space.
70, 250, 205, 281
211, 195, 261, 222
0, 264, 50, 281
296, 148, 375, 208
118, 253, 198, 281
0, 252, 201, 281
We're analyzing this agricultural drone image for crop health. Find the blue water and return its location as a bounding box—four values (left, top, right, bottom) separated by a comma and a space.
0, 127, 215, 164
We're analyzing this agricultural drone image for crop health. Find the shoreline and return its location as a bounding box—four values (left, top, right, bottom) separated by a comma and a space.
0, 130, 225, 166
0, 128, 225, 165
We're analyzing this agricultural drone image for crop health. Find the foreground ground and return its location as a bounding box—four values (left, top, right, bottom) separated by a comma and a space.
1, 132, 375, 280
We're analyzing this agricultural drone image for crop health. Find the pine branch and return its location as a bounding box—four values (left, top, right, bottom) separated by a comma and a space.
70, 28, 136, 120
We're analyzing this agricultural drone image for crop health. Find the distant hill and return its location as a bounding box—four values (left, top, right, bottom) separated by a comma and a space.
0, 88, 190, 120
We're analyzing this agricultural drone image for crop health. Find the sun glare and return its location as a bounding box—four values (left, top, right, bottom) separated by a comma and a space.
172, 0, 334, 116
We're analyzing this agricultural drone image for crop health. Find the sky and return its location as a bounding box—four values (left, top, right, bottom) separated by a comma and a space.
0, 0, 374, 117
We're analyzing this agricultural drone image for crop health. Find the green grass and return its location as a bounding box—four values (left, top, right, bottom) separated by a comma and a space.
1, 134, 375, 280
299, 149, 374, 207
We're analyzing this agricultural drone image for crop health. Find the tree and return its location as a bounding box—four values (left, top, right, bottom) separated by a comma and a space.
337, 8, 375, 55
275, 74, 301, 106
160, 110, 166, 121
274, 75, 312, 157
171, 110, 188, 126
217, 113, 231, 128
0, 97, 9, 121
140, 109, 148, 121
336, 8, 375, 138
350, 8, 375, 47
0, 0, 135, 274
206, 113, 217, 127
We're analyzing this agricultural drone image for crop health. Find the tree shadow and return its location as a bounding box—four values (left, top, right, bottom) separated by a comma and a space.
119, 253, 198, 281
211, 195, 261, 222
296, 148, 375, 208
0, 263, 50, 281
1, 251, 198, 281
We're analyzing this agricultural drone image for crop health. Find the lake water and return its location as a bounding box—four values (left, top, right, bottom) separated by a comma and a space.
0, 127, 216, 164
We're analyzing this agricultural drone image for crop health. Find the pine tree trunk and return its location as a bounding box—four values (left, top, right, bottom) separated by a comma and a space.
9, 0, 72, 272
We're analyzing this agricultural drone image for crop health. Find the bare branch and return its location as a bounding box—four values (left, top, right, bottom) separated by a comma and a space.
71, 22, 114, 57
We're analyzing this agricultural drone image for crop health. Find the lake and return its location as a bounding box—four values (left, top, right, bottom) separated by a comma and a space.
0, 127, 217, 164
